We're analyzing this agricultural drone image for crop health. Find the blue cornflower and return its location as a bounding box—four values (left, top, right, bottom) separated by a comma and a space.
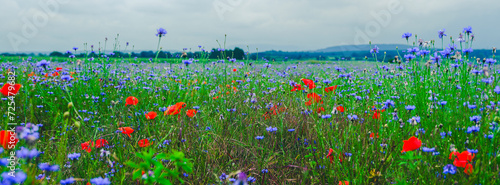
443, 164, 457, 175
183, 59, 193, 66
370, 45, 379, 54
61, 75, 73, 81
463, 26, 472, 34
156, 28, 167, 37
90, 177, 111, 185
72, 47, 78, 51
470, 115, 481, 123
36, 60, 50, 68
16, 147, 40, 159
266, 127, 277, 132
466, 148, 478, 154
422, 147, 435, 152
466, 126, 480, 134
402, 32, 412, 40
494, 86, 500, 94
1, 171, 27, 184
68, 153, 81, 160
438, 29, 446, 39
219, 173, 227, 181
255, 136, 264, 140
404, 54, 416, 60
0, 158, 8, 166
462, 48, 473, 54
261, 169, 268, 173
60, 177, 75, 185
321, 114, 332, 119
247, 176, 256, 183
430, 53, 441, 63
405, 105, 416, 111
288, 129, 295, 132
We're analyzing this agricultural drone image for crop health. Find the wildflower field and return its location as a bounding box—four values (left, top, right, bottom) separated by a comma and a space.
0, 27, 499, 185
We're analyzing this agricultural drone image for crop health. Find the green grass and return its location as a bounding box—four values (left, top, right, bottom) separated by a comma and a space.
0, 53, 499, 185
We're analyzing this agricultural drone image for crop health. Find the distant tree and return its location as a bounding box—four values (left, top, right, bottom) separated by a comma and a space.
233, 47, 245, 60
49, 51, 64, 57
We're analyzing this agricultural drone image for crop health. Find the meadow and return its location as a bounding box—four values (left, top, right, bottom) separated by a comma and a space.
0, 28, 499, 185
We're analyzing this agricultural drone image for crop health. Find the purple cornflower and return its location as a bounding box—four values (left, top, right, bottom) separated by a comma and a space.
438, 29, 446, 39
156, 28, 167, 37
402, 32, 412, 40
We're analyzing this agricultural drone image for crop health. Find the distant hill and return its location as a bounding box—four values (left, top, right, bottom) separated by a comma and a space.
314, 44, 412, 53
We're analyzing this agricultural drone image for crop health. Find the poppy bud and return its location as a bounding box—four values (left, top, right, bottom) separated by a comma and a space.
74, 121, 81, 128
68, 102, 74, 109
63, 111, 70, 119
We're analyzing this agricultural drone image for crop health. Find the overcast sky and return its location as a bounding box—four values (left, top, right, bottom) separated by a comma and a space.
1, 0, 498, 53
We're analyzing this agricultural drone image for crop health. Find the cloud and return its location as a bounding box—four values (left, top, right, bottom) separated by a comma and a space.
0, 0, 497, 53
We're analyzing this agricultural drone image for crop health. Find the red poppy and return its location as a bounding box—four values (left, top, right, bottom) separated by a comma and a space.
81, 140, 93, 153
138, 139, 152, 147
371, 106, 385, 119
316, 107, 325, 113
0, 130, 18, 149
56, 67, 63, 71
145, 111, 157, 120
336, 106, 345, 113
401, 136, 422, 153
125, 96, 138, 106
118, 127, 134, 138
339, 181, 349, 185
451, 151, 475, 168
95, 139, 109, 148
369, 132, 379, 139
1, 83, 22, 97
164, 102, 187, 116
301, 79, 316, 89
52, 71, 59, 76
326, 148, 334, 163
291, 84, 304, 92
464, 163, 473, 175
305, 93, 323, 106
232, 68, 237, 72
325, 85, 338, 93
186, 109, 197, 117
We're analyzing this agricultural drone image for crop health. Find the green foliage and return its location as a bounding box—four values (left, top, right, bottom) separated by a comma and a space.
126, 149, 193, 185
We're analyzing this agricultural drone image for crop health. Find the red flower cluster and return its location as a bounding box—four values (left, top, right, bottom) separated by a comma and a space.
449, 151, 475, 175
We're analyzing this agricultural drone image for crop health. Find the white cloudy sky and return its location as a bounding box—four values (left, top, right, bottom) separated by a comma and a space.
1, 0, 498, 53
